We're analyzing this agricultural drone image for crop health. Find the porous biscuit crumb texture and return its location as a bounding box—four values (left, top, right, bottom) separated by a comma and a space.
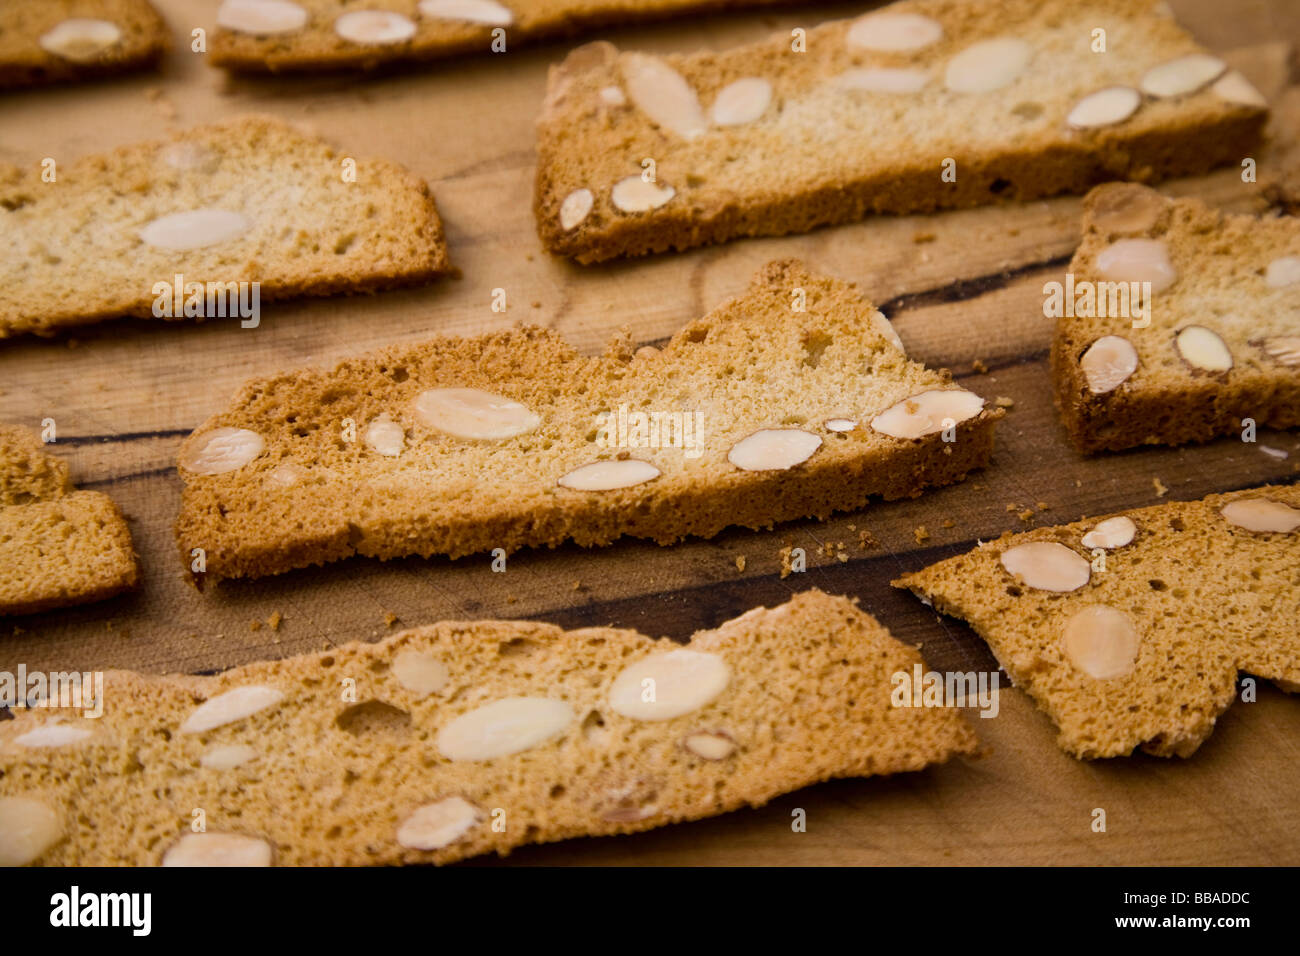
0, 590, 977, 866
174, 259, 1003, 583
0, 0, 168, 90
894, 485, 1300, 759
1, 115, 450, 339
0, 425, 139, 615
1052, 183, 1300, 453
535, 0, 1267, 262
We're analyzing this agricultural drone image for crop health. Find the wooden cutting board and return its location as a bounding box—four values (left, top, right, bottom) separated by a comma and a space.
2, 0, 1298, 866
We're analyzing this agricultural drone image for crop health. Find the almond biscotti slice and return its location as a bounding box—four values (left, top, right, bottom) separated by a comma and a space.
208, 0, 798, 74
0, 0, 168, 90
0, 425, 139, 616
0, 115, 450, 339
894, 485, 1300, 759
1052, 183, 1300, 453
174, 259, 1002, 583
0, 590, 977, 866
535, 0, 1268, 263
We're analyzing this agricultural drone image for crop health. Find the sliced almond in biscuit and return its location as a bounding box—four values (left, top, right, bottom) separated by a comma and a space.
683, 731, 735, 760
944, 38, 1032, 94
1081, 515, 1137, 550
558, 459, 660, 491
396, 796, 481, 850
180, 426, 266, 475
846, 12, 942, 52
391, 651, 450, 698
140, 208, 250, 251
418, 0, 514, 26
1061, 605, 1140, 679
1212, 70, 1267, 107
711, 78, 772, 126
870, 389, 984, 440
161, 142, 220, 173
1088, 183, 1165, 235
180, 685, 284, 734
621, 53, 707, 139
412, 388, 540, 440
364, 416, 405, 457
200, 743, 258, 770
436, 697, 574, 761
1095, 238, 1177, 293
1265, 256, 1300, 288
1067, 86, 1141, 128
1220, 498, 1300, 533
334, 10, 416, 44
560, 188, 594, 230
726, 428, 821, 471
1000, 542, 1090, 592
265, 461, 307, 488
609, 649, 730, 720
162, 832, 273, 867
1258, 336, 1300, 367
1175, 325, 1233, 372
836, 67, 930, 94
1141, 54, 1225, 98
1079, 335, 1139, 394
217, 0, 309, 35
13, 724, 93, 749
599, 85, 627, 107
825, 418, 857, 432
0, 796, 63, 867
39, 19, 121, 62
872, 312, 906, 352
611, 177, 676, 213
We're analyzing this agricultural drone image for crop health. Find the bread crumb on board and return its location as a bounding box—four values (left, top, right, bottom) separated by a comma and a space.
1153, 476, 1169, 497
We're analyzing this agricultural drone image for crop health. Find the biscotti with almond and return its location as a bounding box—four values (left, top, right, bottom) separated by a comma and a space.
0, 115, 450, 339
209, 0, 797, 73
535, 0, 1268, 263
0, 590, 977, 866
0, 425, 139, 616
0, 0, 167, 90
174, 259, 1002, 583
894, 485, 1300, 759
1052, 183, 1300, 453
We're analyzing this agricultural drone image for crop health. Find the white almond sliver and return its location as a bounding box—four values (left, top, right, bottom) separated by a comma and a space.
364, 417, 405, 457
727, 429, 821, 471
391, 651, 450, 698
0, 797, 63, 867
557, 459, 660, 491
621, 53, 707, 139
1265, 256, 1300, 288
683, 731, 735, 760
1061, 606, 1140, 680
599, 85, 626, 106
13, 724, 93, 749
1220, 498, 1300, 533
418, 0, 514, 26
944, 38, 1032, 94
1067, 87, 1141, 129
560, 188, 594, 230
609, 649, 730, 720
1141, 54, 1226, 98
412, 388, 540, 440
870, 389, 984, 440
1081, 515, 1137, 550
846, 12, 943, 52
872, 312, 905, 352
1000, 542, 1091, 592
40, 19, 121, 62
1080, 335, 1139, 394
711, 78, 772, 127
200, 744, 258, 770
611, 176, 675, 213
1095, 238, 1177, 293
436, 697, 574, 761
140, 208, 250, 251
217, 0, 309, 35
397, 797, 481, 850
180, 427, 265, 475
180, 685, 284, 734
1259, 337, 1300, 367
825, 418, 857, 432
334, 10, 417, 45
837, 67, 930, 94
162, 833, 273, 867
1175, 325, 1233, 372
1212, 70, 1267, 107
161, 142, 219, 173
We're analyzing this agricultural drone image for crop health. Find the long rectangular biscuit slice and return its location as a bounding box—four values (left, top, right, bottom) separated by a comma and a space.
0, 115, 450, 339
1052, 183, 1300, 453
0, 425, 139, 616
173, 259, 1002, 583
535, 0, 1268, 263
0, 0, 168, 90
208, 0, 802, 73
893, 485, 1300, 759
0, 590, 978, 866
